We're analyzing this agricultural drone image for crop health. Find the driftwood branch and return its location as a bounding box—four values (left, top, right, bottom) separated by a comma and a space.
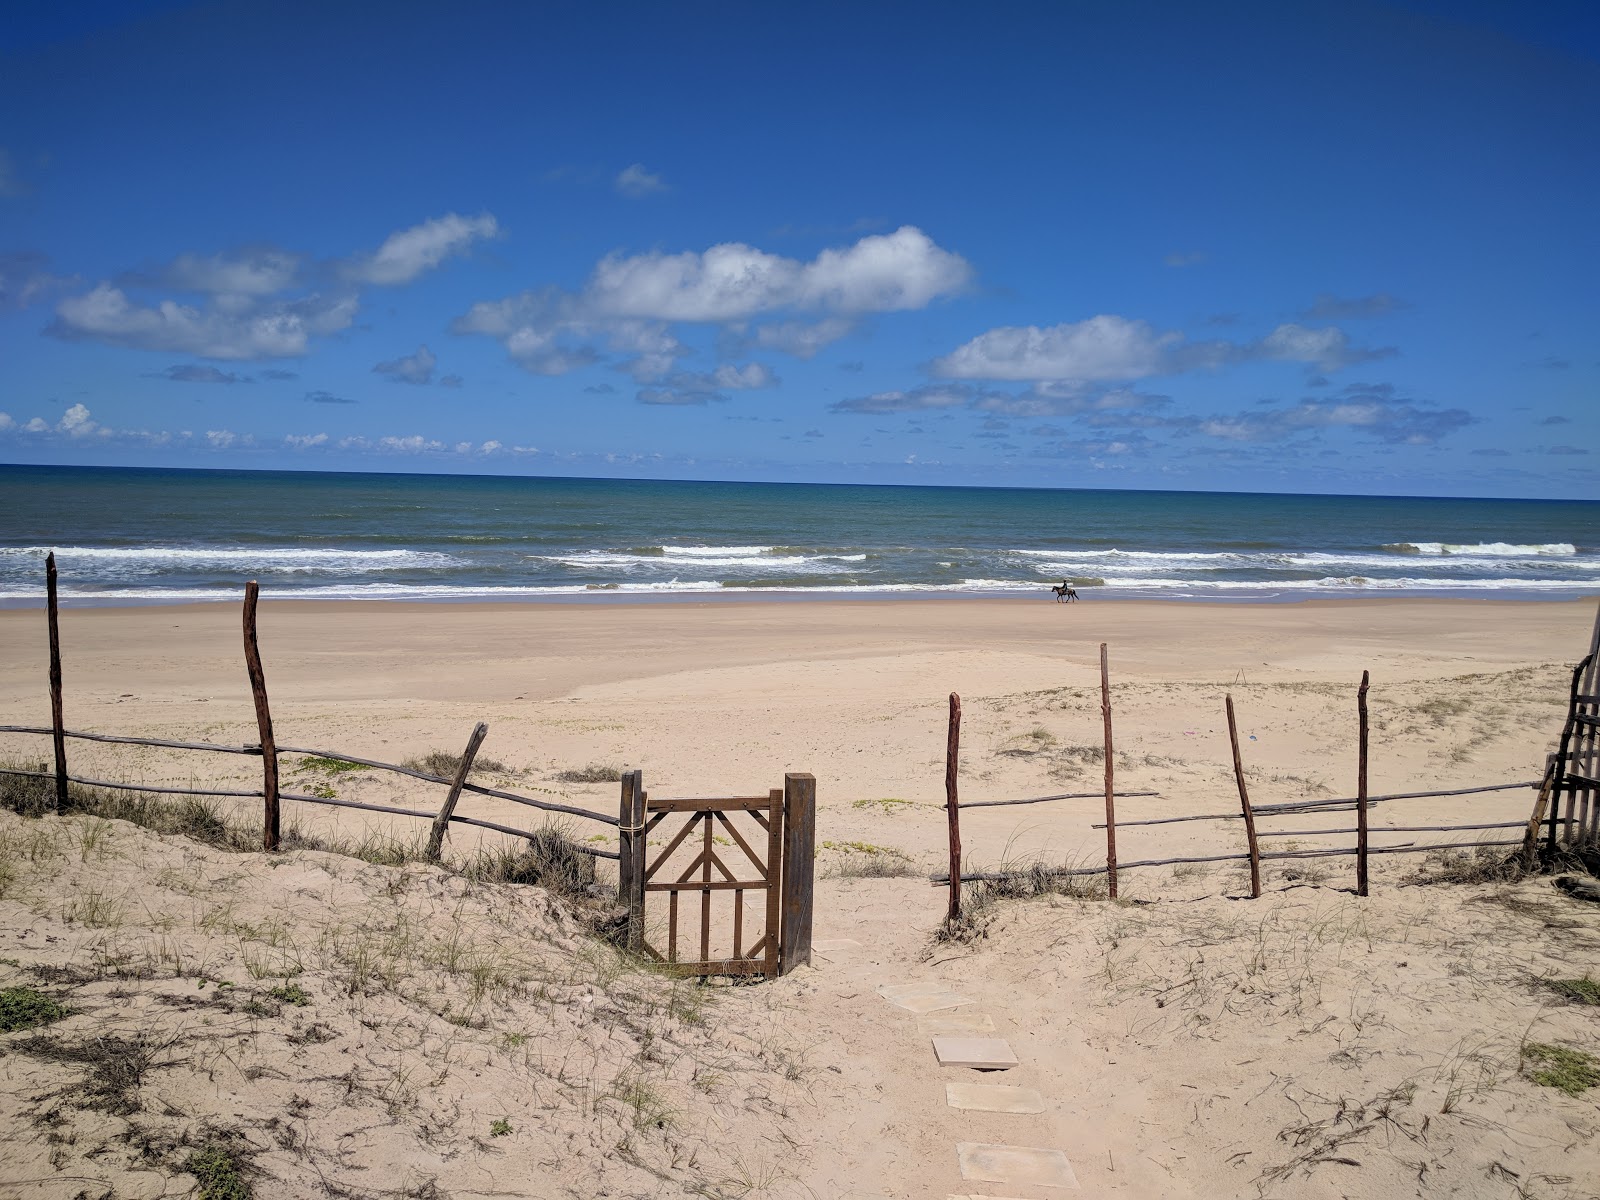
1226, 694, 1261, 898
1101, 642, 1117, 899
1091, 781, 1536, 829
242, 581, 279, 851
46, 552, 67, 814
945, 692, 962, 922
0, 726, 264, 755
426, 722, 488, 861
963, 790, 1159, 810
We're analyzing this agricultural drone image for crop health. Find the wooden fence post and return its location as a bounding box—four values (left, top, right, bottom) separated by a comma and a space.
45, 552, 68, 814
1356, 671, 1370, 897
945, 692, 962, 921
620, 769, 646, 954
1225, 695, 1261, 898
425, 722, 488, 862
1100, 643, 1117, 899
781, 772, 816, 974
242, 582, 280, 851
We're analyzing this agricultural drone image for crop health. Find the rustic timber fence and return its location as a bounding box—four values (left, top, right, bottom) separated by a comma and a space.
933, 642, 1557, 915
0, 554, 620, 862
3, 554, 818, 975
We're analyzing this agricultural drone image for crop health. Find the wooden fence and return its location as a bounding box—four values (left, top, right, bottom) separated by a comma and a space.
0, 555, 619, 861
933, 642, 1553, 913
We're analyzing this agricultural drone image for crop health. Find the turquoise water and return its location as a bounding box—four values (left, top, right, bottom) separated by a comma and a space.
2, 464, 1598, 604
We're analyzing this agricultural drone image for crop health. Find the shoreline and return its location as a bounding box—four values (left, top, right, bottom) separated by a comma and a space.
4, 587, 1599, 612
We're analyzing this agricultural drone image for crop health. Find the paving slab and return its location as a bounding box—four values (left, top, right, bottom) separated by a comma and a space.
956, 1143, 1079, 1189
922, 1011, 997, 1034
932, 1037, 1019, 1070
945, 1082, 1046, 1113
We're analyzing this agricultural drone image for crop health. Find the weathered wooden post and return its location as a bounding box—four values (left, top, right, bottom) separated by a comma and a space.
1356, 671, 1370, 897
242, 582, 280, 851
780, 772, 816, 974
45, 552, 68, 814
1100, 643, 1118, 899
1225, 695, 1261, 898
425, 722, 488, 861
945, 692, 962, 921
617, 769, 646, 953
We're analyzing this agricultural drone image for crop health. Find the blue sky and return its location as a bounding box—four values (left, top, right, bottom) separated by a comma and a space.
1, 0, 1595, 497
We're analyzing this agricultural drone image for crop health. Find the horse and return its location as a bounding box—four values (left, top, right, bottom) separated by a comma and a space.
1050, 580, 1079, 603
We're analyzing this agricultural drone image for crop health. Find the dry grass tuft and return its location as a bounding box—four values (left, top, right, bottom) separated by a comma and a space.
554, 764, 623, 784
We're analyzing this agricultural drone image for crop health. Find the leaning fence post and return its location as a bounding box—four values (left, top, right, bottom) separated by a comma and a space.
425, 722, 488, 862
1356, 671, 1370, 897
618, 770, 637, 905
780, 772, 816, 974
945, 692, 962, 922
45, 552, 68, 814
1225, 694, 1261, 898
242, 581, 280, 851
1100, 643, 1118, 899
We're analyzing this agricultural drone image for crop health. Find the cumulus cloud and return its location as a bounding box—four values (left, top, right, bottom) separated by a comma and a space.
206, 429, 241, 448
750, 318, 854, 358
1301, 292, 1405, 320
285, 432, 328, 448
934, 316, 1393, 383
373, 344, 437, 385
152, 364, 248, 384
50, 284, 357, 359
379, 435, 445, 453
457, 226, 969, 379
160, 249, 301, 296
0, 412, 13, 430
344, 213, 499, 286
615, 164, 668, 197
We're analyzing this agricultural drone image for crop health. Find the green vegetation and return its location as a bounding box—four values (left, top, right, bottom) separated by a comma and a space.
1541, 976, 1600, 1006
849, 797, 919, 814
820, 840, 916, 879
489, 1118, 511, 1137
267, 982, 311, 1007
184, 1143, 253, 1200
1522, 1042, 1600, 1096
0, 985, 69, 1033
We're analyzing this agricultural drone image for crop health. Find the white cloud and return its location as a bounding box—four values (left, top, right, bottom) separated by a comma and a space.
0, 252, 75, 311
164, 250, 300, 296
50, 284, 358, 359
284, 433, 328, 448
60, 403, 97, 437
378, 435, 445, 453
587, 225, 969, 322
481, 439, 502, 453
373, 344, 437, 384
615, 164, 668, 197
345, 213, 499, 286
751, 318, 854, 358
24, 417, 48, 432
206, 429, 239, 448
0, 412, 13, 430
934, 317, 1391, 383
935, 316, 1180, 382
457, 226, 968, 378
831, 385, 971, 414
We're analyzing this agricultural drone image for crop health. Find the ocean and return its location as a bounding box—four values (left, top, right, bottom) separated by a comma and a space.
2, 464, 1598, 606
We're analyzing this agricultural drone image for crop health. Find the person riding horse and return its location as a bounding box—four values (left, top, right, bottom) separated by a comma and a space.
1050, 579, 1078, 602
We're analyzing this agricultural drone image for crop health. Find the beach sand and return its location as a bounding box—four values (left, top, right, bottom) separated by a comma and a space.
2, 597, 1598, 1198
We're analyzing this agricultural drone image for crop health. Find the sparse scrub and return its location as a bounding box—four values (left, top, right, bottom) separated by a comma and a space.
184, 1140, 254, 1200
0, 985, 69, 1032
820, 839, 916, 878
403, 749, 509, 777
554, 764, 622, 784
1409, 845, 1525, 885
1540, 976, 1600, 1006
1522, 1042, 1600, 1096
463, 825, 596, 899
934, 856, 1108, 946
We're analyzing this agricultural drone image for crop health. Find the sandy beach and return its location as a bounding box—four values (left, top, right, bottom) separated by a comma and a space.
3, 596, 1599, 1198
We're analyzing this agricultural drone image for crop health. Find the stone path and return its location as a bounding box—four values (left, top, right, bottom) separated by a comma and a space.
822, 935, 1082, 1195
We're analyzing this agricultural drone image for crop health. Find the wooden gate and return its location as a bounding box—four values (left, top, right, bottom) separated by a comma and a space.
617, 772, 814, 978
